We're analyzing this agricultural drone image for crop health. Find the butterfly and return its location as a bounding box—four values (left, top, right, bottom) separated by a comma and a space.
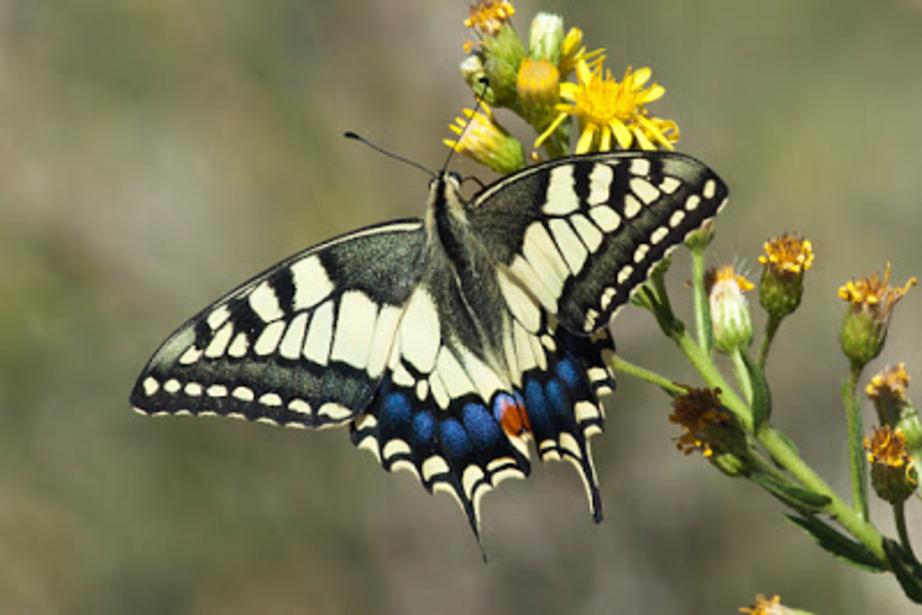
130, 151, 727, 541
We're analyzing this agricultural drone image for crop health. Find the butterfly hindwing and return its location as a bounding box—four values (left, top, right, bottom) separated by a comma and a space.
468, 151, 728, 333
130, 220, 426, 428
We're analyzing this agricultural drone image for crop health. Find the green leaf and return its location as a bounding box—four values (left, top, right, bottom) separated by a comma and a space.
741, 350, 772, 429
751, 472, 831, 512
883, 538, 922, 603
786, 514, 886, 572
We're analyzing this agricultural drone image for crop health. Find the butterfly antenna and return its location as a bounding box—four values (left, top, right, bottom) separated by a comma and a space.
343, 132, 436, 178
442, 76, 490, 172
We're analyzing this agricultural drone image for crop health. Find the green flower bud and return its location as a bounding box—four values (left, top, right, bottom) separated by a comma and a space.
684, 219, 716, 250
838, 263, 916, 369
865, 426, 918, 504
528, 12, 564, 64
757, 233, 814, 319
481, 25, 526, 108
707, 265, 754, 354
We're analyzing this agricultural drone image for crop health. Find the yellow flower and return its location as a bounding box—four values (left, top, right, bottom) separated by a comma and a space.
536, 59, 678, 154
559, 27, 604, 76
867, 363, 910, 403
865, 425, 918, 503
758, 233, 813, 319
739, 594, 791, 615
759, 234, 814, 276
464, 0, 516, 36
838, 262, 916, 366
838, 262, 916, 310
443, 102, 525, 174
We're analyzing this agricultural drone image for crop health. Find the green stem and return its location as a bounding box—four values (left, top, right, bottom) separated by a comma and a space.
842, 364, 869, 520
608, 355, 686, 396
731, 348, 753, 404
758, 426, 886, 563
690, 246, 713, 355
895, 501, 917, 562
672, 329, 753, 431
757, 313, 783, 369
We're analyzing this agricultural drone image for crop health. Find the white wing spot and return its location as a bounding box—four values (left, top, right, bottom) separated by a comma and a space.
549, 218, 588, 275
659, 176, 681, 194
686, 195, 701, 211
630, 177, 660, 205
184, 382, 203, 396
233, 386, 254, 402
623, 194, 643, 219
254, 320, 286, 356
522, 222, 569, 298
587, 163, 614, 206
290, 255, 334, 311
206, 305, 231, 330
205, 322, 234, 358
331, 290, 378, 369
415, 379, 429, 401
303, 300, 334, 365
249, 281, 284, 323
422, 456, 450, 481
259, 392, 282, 407
589, 206, 621, 232
669, 209, 686, 228
601, 287, 617, 310
703, 179, 717, 199
630, 158, 650, 176
142, 377, 159, 396
288, 399, 312, 415
207, 384, 227, 398
650, 226, 670, 245
319, 402, 352, 421
228, 332, 249, 358
164, 379, 181, 394
179, 346, 202, 365
569, 213, 604, 252
383, 439, 412, 460
633, 243, 650, 264
279, 312, 309, 360
542, 165, 580, 215
617, 265, 634, 285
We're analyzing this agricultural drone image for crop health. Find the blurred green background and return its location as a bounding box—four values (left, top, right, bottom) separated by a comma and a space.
2, 1, 922, 613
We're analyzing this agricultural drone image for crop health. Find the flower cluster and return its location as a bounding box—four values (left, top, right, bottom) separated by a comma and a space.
446, 1, 679, 171
864, 425, 918, 504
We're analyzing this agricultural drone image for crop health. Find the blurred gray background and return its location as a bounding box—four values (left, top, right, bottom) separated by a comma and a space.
2, 1, 921, 613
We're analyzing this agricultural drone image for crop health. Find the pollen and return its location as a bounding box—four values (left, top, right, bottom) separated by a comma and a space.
669, 388, 731, 457
866, 363, 910, 402
464, 0, 516, 36
758, 233, 814, 276
838, 262, 917, 312
865, 425, 914, 472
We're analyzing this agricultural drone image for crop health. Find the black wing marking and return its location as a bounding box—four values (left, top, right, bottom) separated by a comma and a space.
130, 220, 426, 428
468, 151, 728, 333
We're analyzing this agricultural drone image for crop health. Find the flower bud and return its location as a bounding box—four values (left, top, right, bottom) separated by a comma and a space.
684, 218, 716, 250
864, 425, 918, 504
867, 364, 922, 471
443, 103, 525, 173
528, 12, 564, 64
707, 265, 754, 354
516, 58, 560, 126
758, 234, 813, 319
481, 25, 526, 107
838, 263, 916, 368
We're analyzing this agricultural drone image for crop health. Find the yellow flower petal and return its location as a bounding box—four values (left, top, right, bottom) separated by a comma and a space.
631, 66, 652, 86
599, 126, 612, 151
534, 112, 569, 150
632, 125, 655, 150
641, 84, 665, 103
576, 125, 597, 154
610, 119, 632, 149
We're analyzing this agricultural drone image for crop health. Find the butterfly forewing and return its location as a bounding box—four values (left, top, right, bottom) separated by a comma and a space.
131, 220, 425, 428
469, 151, 728, 333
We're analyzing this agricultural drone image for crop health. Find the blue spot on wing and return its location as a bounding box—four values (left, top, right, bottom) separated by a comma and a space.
556, 356, 581, 390
412, 411, 435, 447
545, 379, 575, 427
524, 378, 553, 441
440, 418, 472, 464
380, 391, 412, 439
462, 402, 503, 452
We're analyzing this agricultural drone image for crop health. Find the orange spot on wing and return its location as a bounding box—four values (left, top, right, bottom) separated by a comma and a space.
499, 396, 531, 437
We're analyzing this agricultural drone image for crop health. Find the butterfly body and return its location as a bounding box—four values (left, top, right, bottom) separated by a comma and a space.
131, 151, 727, 538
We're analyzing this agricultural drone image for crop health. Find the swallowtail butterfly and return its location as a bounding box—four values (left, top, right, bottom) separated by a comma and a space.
131, 151, 728, 539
